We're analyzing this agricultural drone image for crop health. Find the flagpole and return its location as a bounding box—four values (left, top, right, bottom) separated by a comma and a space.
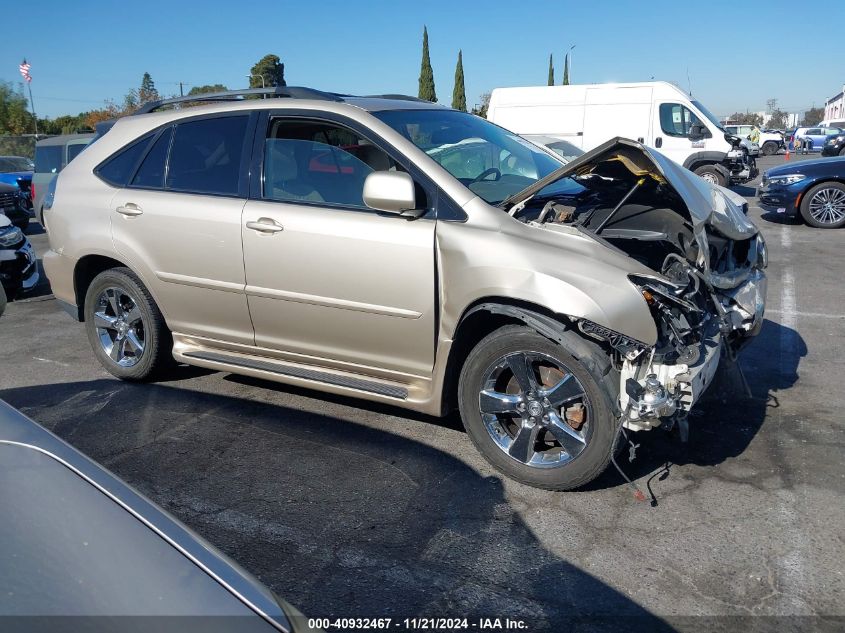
26, 81, 38, 136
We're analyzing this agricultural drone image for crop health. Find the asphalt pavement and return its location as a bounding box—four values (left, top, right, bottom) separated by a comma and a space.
1, 153, 842, 632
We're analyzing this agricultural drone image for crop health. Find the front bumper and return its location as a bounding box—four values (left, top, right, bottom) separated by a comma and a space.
757, 184, 800, 217
0, 240, 39, 294
821, 141, 844, 156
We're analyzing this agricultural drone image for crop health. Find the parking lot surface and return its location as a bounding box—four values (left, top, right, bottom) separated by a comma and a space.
1, 154, 843, 632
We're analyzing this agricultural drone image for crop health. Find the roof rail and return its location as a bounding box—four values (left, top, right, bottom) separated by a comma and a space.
134, 86, 344, 115
362, 94, 428, 103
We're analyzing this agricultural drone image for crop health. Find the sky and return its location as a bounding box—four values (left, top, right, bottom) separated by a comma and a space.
4, 0, 842, 120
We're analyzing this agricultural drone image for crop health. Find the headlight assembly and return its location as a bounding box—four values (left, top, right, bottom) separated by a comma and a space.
768, 174, 806, 185
0, 225, 24, 247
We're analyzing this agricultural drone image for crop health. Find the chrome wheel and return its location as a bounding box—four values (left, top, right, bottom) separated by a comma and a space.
478, 351, 591, 468
93, 286, 145, 367
808, 187, 845, 225
700, 173, 718, 185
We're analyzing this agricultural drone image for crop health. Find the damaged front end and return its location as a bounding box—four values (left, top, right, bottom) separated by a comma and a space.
504, 137, 767, 433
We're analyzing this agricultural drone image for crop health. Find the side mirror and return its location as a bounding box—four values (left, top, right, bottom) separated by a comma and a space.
363, 171, 420, 217
688, 124, 706, 141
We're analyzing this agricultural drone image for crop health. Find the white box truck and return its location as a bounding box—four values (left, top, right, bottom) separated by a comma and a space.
487, 81, 757, 187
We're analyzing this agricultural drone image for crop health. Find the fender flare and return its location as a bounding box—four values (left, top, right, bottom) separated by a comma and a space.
682, 151, 728, 171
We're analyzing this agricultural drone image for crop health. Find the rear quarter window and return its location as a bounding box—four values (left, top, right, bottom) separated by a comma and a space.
95, 135, 154, 187
35, 146, 62, 174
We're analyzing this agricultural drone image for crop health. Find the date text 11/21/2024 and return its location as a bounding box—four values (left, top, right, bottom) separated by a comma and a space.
306, 617, 529, 630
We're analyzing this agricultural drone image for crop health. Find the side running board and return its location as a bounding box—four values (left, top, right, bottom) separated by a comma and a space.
182, 350, 408, 400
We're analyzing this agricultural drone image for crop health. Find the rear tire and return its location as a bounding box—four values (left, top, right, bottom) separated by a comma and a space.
762, 141, 778, 156
693, 164, 727, 187
838, 147, 845, 157
799, 182, 845, 229
84, 267, 173, 380
457, 325, 619, 491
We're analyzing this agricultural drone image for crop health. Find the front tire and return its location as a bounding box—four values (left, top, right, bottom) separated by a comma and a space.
761, 141, 778, 156
84, 267, 173, 380
800, 182, 845, 229
458, 325, 619, 491
693, 164, 727, 187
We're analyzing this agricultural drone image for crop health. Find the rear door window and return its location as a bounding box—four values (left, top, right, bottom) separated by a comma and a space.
35, 146, 62, 174
166, 116, 248, 196
131, 127, 173, 189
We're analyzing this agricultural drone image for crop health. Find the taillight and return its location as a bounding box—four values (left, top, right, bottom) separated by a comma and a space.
30, 183, 35, 200
44, 177, 57, 211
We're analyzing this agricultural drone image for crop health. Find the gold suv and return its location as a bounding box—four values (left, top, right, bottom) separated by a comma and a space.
43, 88, 767, 490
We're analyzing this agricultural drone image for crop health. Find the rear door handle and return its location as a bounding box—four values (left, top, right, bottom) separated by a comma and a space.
246, 218, 284, 234
116, 203, 143, 217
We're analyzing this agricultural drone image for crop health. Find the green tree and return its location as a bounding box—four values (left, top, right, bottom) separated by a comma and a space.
562, 52, 570, 85
800, 107, 824, 126
767, 109, 788, 130
250, 54, 286, 88
418, 26, 437, 102
471, 92, 490, 119
728, 112, 764, 127
547, 54, 555, 86
188, 84, 229, 96
139, 72, 159, 104
0, 81, 35, 134
451, 50, 466, 112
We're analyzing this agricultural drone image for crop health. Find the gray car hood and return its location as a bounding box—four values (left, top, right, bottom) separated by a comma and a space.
504, 136, 759, 242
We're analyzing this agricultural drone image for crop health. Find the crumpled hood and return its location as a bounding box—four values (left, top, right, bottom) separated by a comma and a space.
505, 137, 759, 241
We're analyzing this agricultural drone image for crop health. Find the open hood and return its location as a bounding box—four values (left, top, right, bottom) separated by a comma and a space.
503, 137, 758, 241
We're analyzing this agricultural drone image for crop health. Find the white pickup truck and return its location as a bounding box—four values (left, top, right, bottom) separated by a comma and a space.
723, 124, 784, 156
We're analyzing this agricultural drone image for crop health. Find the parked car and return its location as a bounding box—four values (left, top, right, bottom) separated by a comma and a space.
32, 132, 95, 226
723, 124, 783, 156
757, 156, 845, 228
792, 126, 845, 153
487, 81, 758, 187
0, 400, 311, 631
0, 155, 34, 218
0, 211, 39, 298
821, 132, 845, 157
43, 87, 767, 491
0, 180, 33, 230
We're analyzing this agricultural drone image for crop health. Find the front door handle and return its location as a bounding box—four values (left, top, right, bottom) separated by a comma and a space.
116, 203, 143, 217
655, 137, 662, 148
246, 218, 284, 234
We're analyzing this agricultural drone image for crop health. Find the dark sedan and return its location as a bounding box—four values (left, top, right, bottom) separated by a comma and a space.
757, 157, 845, 228
821, 133, 845, 157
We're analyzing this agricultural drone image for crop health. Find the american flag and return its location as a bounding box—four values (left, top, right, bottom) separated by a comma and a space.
19, 59, 31, 83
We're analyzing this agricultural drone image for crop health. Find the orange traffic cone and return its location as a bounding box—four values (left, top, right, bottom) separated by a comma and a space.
785, 147, 790, 160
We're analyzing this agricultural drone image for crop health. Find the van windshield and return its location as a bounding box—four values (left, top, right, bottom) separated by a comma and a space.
373, 109, 562, 205
691, 100, 725, 132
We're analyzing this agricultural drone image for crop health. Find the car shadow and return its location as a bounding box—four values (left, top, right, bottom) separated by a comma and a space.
729, 184, 757, 197
585, 318, 806, 496
1, 379, 676, 632
24, 222, 46, 236
759, 211, 800, 226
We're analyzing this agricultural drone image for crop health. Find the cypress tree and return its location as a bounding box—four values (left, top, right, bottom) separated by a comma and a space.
418, 26, 437, 102
562, 53, 570, 85
547, 54, 554, 86
452, 50, 466, 111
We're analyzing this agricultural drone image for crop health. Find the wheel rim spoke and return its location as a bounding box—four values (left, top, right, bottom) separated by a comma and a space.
480, 390, 522, 415
94, 312, 118, 330
125, 330, 144, 354
506, 353, 538, 393
540, 374, 584, 407
508, 420, 541, 464
545, 411, 587, 456
106, 288, 121, 316
124, 305, 142, 326
109, 339, 123, 362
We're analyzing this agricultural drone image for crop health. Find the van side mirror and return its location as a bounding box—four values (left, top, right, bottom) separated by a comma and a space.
688, 124, 707, 141
363, 171, 421, 217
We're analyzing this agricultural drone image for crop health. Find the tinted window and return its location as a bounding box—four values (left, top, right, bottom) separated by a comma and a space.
264, 119, 397, 208
131, 127, 173, 189
35, 146, 62, 174
96, 135, 153, 187
167, 116, 247, 195
66, 143, 88, 163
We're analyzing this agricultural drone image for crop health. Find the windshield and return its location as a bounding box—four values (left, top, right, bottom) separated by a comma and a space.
691, 100, 725, 132
373, 109, 562, 205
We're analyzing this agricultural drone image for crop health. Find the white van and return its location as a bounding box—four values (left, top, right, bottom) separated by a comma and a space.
488, 81, 756, 186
